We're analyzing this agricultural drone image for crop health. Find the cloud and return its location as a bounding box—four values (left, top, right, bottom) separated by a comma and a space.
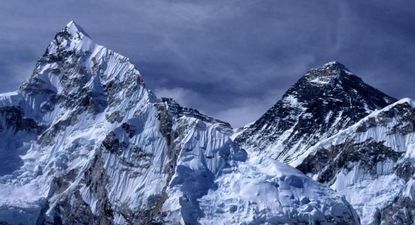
0, 0, 414, 127
214, 95, 279, 128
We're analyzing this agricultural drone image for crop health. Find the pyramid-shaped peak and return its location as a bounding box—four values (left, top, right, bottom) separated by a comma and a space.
63, 20, 90, 38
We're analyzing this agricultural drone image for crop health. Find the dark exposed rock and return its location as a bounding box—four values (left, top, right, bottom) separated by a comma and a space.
0, 106, 44, 175
121, 123, 135, 138
298, 140, 402, 184
102, 131, 121, 154
149, 101, 180, 223
40, 153, 114, 225
106, 111, 124, 123
395, 160, 415, 182
47, 169, 78, 197
0, 107, 42, 133
155, 102, 174, 146
37, 118, 72, 146
376, 196, 415, 225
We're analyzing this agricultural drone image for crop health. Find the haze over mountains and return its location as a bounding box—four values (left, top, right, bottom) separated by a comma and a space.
0, 21, 413, 225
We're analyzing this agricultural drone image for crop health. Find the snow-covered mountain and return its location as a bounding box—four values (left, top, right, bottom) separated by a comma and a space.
0, 22, 360, 225
235, 62, 396, 164
235, 62, 415, 224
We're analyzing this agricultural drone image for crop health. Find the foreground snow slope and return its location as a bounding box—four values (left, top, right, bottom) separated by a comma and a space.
0, 21, 360, 225
199, 157, 359, 225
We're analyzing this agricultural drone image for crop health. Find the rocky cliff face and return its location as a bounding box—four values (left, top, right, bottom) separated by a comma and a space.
0, 22, 360, 225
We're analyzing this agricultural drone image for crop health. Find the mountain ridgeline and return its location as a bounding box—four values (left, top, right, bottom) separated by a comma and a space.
0, 21, 413, 225
0, 22, 359, 225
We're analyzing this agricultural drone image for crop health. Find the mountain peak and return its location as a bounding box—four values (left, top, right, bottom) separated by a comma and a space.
303, 61, 355, 86
64, 20, 90, 38
320, 61, 349, 72
40, 21, 96, 62
23, 21, 147, 118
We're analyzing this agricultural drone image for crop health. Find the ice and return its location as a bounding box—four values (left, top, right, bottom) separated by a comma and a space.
198, 157, 359, 224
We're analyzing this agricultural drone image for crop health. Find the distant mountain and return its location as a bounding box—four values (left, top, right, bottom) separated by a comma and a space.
0, 21, 359, 225
235, 61, 415, 224
235, 61, 396, 164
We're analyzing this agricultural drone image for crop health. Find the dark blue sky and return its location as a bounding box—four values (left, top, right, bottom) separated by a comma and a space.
0, 0, 414, 127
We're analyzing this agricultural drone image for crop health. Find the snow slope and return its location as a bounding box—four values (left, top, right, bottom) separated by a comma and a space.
0, 21, 360, 225
199, 157, 359, 225
297, 98, 415, 225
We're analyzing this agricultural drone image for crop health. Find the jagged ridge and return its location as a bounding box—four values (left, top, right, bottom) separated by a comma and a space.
0, 22, 360, 225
